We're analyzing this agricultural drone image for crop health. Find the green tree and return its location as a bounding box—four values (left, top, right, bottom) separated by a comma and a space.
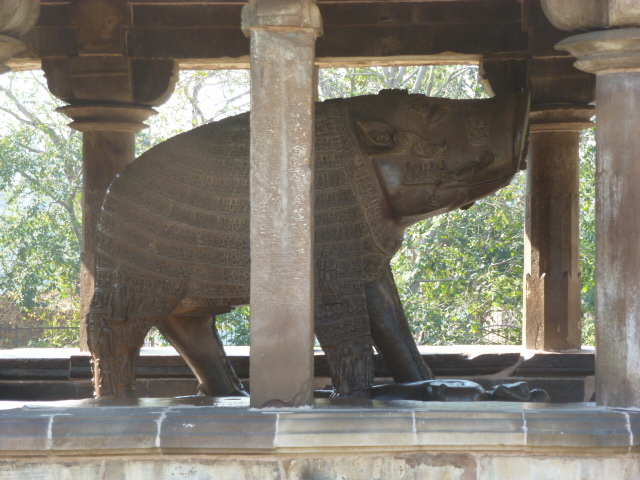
579, 127, 596, 345
392, 174, 525, 345
319, 65, 485, 100
0, 71, 82, 346
0, 71, 82, 310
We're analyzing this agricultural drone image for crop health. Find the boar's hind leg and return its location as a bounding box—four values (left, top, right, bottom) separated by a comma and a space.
88, 315, 154, 399
365, 264, 434, 382
156, 314, 247, 397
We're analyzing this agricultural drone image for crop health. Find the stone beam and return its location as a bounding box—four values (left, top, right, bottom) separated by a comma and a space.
242, 0, 322, 408
12, 0, 529, 70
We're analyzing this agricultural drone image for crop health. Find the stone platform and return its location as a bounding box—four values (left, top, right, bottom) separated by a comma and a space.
0, 346, 596, 403
0, 397, 638, 479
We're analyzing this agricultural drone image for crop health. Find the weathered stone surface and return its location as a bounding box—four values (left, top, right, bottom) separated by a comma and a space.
480, 456, 640, 480
542, 0, 640, 31
103, 459, 281, 480
12, 0, 533, 71
524, 105, 593, 351
242, 0, 322, 408
50, 407, 160, 453
0, 461, 103, 480
160, 407, 277, 452
284, 454, 477, 480
1, 400, 638, 459
556, 27, 640, 408
277, 409, 415, 448
0, 408, 49, 453
0, 0, 39, 74
557, 28, 640, 74
525, 406, 632, 448
414, 408, 525, 447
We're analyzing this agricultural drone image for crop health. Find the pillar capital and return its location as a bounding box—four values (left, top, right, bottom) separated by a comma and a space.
529, 104, 594, 133
56, 104, 156, 134
0, 0, 39, 74
556, 28, 640, 75
241, 0, 322, 37
541, 0, 640, 32
43, 56, 177, 107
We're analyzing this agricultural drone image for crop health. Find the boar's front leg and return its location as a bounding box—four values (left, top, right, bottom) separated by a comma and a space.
365, 264, 434, 382
314, 284, 376, 397
156, 314, 247, 397
88, 313, 154, 399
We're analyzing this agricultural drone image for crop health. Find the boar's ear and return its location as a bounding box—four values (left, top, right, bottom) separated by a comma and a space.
355, 120, 398, 151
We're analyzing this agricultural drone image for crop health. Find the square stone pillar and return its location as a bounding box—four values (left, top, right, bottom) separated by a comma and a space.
556, 28, 640, 408
242, 0, 322, 408
524, 105, 593, 351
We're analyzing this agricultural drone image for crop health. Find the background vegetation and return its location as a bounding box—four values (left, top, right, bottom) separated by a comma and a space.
0, 67, 595, 348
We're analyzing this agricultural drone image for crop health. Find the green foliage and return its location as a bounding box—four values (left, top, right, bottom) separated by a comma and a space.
319, 65, 485, 100
392, 175, 525, 345
579, 127, 596, 346
217, 306, 251, 346
0, 72, 82, 312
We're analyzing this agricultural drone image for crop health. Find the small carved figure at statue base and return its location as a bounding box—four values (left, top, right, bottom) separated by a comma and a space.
366, 380, 550, 403
87, 90, 530, 399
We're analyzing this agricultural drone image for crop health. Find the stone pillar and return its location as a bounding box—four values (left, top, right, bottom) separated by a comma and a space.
55, 104, 157, 350
0, 0, 39, 74
42, 0, 177, 350
543, 0, 640, 407
524, 105, 592, 351
241, 0, 322, 407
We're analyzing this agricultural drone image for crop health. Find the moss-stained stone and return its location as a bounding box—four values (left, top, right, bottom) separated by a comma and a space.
0, 460, 103, 480
102, 459, 281, 480
479, 456, 640, 480
284, 453, 477, 480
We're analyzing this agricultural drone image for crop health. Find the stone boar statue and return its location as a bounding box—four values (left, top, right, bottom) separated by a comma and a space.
88, 90, 529, 399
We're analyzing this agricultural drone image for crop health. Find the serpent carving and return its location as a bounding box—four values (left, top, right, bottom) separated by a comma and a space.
87, 90, 529, 399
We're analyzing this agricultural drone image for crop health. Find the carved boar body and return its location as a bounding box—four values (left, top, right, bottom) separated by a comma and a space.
88, 91, 529, 399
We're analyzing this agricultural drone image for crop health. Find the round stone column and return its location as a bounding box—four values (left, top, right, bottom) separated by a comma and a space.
555, 29, 640, 407
42, 0, 178, 349
524, 105, 593, 351
56, 104, 156, 349
0, 0, 39, 74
